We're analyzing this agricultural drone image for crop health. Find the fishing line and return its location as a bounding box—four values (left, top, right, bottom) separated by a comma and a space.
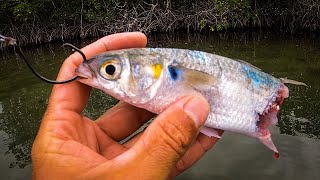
1, 35, 86, 84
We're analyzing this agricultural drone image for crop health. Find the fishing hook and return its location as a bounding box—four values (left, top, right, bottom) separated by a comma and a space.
1, 35, 86, 84
61, 43, 87, 61
17, 45, 82, 84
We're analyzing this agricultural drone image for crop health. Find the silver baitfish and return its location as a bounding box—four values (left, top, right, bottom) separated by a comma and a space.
76, 48, 305, 158
0, 34, 17, 45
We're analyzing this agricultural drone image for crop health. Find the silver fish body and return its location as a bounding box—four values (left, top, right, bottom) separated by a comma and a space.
76, 48, 289, 155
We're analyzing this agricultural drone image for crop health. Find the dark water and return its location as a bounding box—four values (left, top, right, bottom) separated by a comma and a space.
0, 32, 319, 179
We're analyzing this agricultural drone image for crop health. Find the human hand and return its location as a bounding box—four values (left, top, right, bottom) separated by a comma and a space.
32, 32, 223, 180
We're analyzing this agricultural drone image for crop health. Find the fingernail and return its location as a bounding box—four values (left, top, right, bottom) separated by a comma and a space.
183, 96, 209, 128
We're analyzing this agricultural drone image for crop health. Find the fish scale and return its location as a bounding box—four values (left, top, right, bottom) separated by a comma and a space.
76, 47, 290, 155
169, 48, 270, 136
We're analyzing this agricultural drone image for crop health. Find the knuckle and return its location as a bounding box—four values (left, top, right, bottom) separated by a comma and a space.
97, 38, 109, 51
157, 116, 196, 156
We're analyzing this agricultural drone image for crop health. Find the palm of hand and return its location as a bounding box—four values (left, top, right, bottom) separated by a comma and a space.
33, 100, 153, 179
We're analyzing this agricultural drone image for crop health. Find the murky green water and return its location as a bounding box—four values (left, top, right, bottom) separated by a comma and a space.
0, 32, 319, 179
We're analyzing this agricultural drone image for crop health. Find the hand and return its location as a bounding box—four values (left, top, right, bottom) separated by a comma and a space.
32, 32, 223, 180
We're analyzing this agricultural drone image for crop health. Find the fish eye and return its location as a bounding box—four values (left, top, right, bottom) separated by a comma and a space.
105, 64, 116, 75
99, 59, 121, 80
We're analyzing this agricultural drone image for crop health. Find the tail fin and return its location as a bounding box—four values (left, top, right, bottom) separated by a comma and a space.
280, 78, 307, 86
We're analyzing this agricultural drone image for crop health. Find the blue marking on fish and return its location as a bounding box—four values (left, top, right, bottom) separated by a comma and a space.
133, 64, 140, 76
192, 51, 206, 61
242, 65, 275, 89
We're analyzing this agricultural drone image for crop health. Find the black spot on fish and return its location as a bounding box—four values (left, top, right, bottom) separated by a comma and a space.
168, 66, 180, 80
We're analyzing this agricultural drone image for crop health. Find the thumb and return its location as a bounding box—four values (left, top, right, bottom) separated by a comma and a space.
132, 95, 209, 178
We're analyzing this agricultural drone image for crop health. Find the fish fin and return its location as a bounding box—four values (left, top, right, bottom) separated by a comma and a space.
177, 66, 218, 91
235, 59, 261, 70
200, 126, 221, 138
258, 129, 279, 154
280, 78, 307, 87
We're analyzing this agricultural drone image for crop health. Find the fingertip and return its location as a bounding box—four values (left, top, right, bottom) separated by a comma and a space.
129, 31, 148, 47
183, 95, 210, 128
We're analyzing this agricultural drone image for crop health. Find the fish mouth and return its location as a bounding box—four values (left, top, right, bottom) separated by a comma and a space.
258, 84, 289, 128
75, 63, 94, 79
76, 71, 91, 79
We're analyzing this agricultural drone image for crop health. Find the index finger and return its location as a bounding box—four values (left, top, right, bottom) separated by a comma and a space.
48, 32, 147, 114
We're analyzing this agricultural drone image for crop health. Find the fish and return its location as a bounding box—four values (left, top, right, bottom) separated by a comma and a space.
75, 48, 299, 157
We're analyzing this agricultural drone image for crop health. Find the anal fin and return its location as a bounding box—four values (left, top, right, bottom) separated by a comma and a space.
258, 128, 279, 154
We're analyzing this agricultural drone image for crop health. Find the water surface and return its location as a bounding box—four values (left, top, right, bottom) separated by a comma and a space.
0, 32, 319, 179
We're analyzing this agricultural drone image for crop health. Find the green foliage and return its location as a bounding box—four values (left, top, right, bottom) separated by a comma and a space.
0, 0, 117, 25
12, 2, 32, 21
200, 0, 252, 31
0, 0, 319, 44
83, 0, 116, 22
199, 19, 206, 30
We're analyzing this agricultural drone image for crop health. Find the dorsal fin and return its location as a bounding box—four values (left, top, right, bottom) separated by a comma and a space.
235, 58, 261, 71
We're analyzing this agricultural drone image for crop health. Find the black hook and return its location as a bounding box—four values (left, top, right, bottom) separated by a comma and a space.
1, 34, 86, 84
62, 43, 87, 61
16, 42, 86, 84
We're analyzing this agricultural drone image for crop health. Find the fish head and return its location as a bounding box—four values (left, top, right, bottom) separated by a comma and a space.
75, 49, 165, 104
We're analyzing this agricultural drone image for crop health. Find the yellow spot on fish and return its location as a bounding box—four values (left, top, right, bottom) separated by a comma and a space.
151, 64, 163, 79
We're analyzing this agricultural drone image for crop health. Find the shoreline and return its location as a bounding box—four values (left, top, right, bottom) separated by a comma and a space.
1, 1, 319, 47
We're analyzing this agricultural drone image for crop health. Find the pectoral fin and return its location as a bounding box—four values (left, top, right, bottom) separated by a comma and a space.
168, 65, 218, 91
